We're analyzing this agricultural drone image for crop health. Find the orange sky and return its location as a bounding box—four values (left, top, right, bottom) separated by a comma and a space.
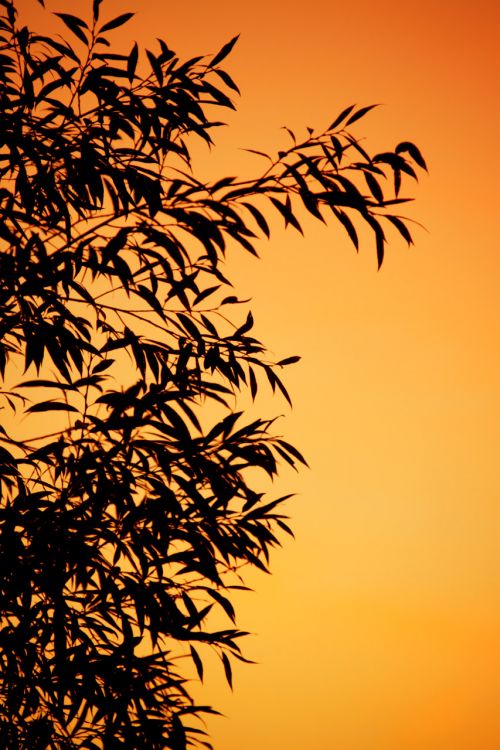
17, 1, 500, 748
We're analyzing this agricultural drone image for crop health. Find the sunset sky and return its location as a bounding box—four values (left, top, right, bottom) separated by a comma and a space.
17, 0, 500, 748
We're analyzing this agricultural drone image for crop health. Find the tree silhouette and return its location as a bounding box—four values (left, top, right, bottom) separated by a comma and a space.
0, 1, 426, 747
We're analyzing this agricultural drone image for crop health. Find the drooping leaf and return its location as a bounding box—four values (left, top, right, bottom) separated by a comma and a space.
221, 652, 233, 689
54, 13, 89, 44
190, 645, 204, 681
396, 140, 428, 171
243, 201, 270, 238
213, 67, 240, 93
386, 214, 414, 244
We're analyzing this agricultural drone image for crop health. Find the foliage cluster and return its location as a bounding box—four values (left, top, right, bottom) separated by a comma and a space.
0, 0, 425, 747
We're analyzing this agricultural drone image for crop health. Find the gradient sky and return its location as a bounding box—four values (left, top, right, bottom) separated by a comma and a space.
17, 1, 500, 748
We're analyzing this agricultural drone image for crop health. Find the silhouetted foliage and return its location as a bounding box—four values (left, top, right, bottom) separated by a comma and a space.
0, 0, 426, 747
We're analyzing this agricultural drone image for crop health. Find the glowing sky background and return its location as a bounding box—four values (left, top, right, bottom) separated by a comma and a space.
18, 0, 500, 748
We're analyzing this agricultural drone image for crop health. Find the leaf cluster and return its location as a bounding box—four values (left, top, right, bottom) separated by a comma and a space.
0, 1, 424, 747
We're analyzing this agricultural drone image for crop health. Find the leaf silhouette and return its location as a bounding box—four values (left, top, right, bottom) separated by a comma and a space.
209, 34, 240, 67
54, 12, 89, 43
26, 400, 79, 413
99, 12, 134, 33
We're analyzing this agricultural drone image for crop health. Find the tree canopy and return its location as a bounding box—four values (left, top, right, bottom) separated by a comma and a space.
0, 0, 426, 747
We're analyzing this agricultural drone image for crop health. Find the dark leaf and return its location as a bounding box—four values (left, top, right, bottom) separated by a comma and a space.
213, 67, 240, 93
329, 104, 355, 130
209, 34, 239, 68
177, 313, 202, 341
345, 104, 378, 127
270, 196, 303, 234
26, 400, 79, 414
276, 439, 309, 467
221, 652, 233, 689
91, 359, 115, 374
364, 171, 384, 203
207, 589, 236, 623
243, 201, 270, 238
54, 13, 89, 44
54, 12, 89, 29
249, 367, 258, 400
16, 379, 76, 390
275, 375, 292, 406
99, 13, 135, 33
93, 0, 103, 22
386, 214, 414, 244
396, 141, 428, 171
127, 41, 138, 81
331, 207, 359, 250
190, 645, 204, 681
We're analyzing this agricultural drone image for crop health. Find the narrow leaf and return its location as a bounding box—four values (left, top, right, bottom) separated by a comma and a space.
54, 13, 89, 44
386, 215, 413, 245
345, 104, 378, 127
209, 34, 239, 68
221, 652, 233, 689
27, 400, 79, 414
243, 202, 270, 238
190, 646, 204, 681
213, 67, 240, 93
329, 104, 355, 130
127, 41, 138, 82
99, 12, 134, 33
395, 141, 428, 171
